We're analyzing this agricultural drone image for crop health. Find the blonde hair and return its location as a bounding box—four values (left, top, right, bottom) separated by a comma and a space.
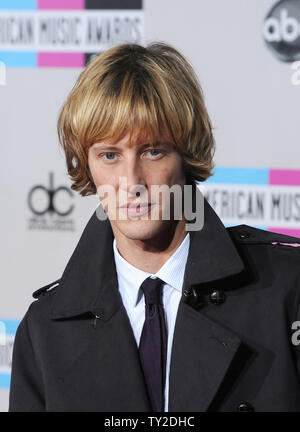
57, 42, 216, 196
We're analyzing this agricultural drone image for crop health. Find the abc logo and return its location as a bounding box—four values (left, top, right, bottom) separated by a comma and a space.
263, 0, 300, 62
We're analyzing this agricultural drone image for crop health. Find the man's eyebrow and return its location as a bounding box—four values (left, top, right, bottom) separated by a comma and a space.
91, 144, 118, 151
91, 141, 168, 150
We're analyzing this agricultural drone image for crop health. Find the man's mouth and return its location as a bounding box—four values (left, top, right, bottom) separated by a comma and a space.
119, 202, 155, 216
120, 202, 154, 209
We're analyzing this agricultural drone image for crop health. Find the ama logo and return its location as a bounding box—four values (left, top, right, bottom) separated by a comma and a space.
0, 0, 144, 68
263, 0, 300, 62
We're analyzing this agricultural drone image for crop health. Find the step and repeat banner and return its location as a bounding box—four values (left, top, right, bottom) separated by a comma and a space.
0, 0, 299, 411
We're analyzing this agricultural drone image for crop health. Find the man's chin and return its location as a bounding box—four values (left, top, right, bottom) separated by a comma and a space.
110, 219, 165, 241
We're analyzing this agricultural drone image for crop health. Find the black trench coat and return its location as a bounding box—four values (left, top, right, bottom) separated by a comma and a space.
8, 195, 300, 412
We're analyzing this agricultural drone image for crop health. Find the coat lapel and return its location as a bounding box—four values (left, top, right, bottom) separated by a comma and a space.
168, 189, 245, 411
168, 296, 242, 411
56, 295, 152, 411
50, 213, 152, 411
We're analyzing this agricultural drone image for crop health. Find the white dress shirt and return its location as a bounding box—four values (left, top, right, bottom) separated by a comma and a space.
112, 232, 190, 412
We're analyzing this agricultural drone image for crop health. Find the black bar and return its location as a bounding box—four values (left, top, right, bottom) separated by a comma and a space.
85, 0, 142, 10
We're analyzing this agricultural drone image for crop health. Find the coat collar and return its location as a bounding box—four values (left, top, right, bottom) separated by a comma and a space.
51, 186, 245, 320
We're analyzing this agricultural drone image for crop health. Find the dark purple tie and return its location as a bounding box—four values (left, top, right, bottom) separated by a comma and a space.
138, 276, 168, 412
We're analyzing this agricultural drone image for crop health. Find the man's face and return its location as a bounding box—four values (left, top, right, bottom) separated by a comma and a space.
88, 132, 186, 241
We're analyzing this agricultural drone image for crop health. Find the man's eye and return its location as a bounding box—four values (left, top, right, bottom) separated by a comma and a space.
97, 149, 163, 161
100, 152, 116, 160
147, 149, 162, 157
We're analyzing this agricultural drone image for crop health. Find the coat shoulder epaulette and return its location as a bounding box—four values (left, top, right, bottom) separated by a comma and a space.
227, 224, 300, 248
32, 278, 61, 299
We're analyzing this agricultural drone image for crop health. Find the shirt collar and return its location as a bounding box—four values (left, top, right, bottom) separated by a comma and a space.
113, 232, 190, 307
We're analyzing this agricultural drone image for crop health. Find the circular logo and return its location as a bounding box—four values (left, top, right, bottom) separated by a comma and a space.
262, 0, 300, 62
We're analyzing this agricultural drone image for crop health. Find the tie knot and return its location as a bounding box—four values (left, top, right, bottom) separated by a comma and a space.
140, 277, 164, 305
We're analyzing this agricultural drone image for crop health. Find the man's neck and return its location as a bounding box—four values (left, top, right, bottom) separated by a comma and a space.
112, 219, 188, 274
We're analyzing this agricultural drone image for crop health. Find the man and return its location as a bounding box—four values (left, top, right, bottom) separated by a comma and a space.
9, 42, 300, 412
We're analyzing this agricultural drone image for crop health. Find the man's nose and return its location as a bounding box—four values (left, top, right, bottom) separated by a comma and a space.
120, 159, 146, 197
